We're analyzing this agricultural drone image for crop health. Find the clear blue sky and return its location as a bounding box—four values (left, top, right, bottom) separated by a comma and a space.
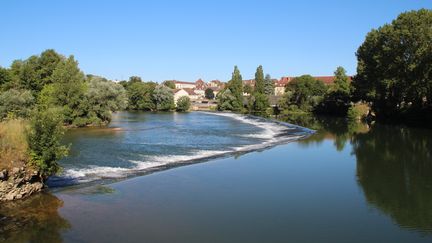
1, 0, 431, 82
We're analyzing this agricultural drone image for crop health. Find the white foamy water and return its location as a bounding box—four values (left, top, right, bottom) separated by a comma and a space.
55, 112, 310, 185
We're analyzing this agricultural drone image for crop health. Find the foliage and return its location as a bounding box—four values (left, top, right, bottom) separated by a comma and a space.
152, 85, 175, 111
126, 81, 156, 110
264, 74, 275, 95
347, 103, 370, 121
243, 84, 253, 94
0, 89, 35, 119
85, 76, 128, 123
0, 67, 13, 88
354, 9, 432, 120
205, 88, 215, 99
223, 66, 244, 111
163, 80, 176, 89
217, 89, 236, 111
27, 108, 68, 176
316, 66, 352, 116
252, 65, 269, 114
45, 55, 87, 125
283, 75, 328, 112
176, 96, 191, 112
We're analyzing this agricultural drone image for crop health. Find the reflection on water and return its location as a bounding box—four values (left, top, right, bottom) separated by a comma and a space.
283, 114, 432, 234
0, 192, 70, 242
353, 125, 432, 233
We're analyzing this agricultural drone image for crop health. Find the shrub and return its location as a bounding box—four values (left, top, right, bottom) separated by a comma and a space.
27, 108, 69, 176
176, 96, 191, 112
0, 89, 35, 119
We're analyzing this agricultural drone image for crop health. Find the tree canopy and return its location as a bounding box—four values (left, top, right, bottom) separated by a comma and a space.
354, 9, 432, 121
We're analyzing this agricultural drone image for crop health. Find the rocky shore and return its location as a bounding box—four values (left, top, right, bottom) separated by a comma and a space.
0, 167, 44, 202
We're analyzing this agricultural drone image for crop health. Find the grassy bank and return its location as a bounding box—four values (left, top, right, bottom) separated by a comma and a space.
0, 119, 29, 170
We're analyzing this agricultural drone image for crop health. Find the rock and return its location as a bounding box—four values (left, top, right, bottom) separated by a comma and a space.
0, 167, 44, 202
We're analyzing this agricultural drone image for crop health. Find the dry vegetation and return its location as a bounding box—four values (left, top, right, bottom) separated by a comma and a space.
0, 119, 29, 170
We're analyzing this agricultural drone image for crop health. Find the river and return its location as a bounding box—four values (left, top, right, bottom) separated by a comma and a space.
1, 112, 431, 242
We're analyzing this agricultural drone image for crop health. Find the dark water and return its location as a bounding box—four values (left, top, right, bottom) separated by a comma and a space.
1, 113, 432, 243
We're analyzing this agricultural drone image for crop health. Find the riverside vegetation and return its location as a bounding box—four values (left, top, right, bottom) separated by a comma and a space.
217, 9, 432, 127
0, 8, 430, 201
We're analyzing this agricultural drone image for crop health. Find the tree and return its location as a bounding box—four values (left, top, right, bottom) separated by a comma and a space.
152, 85, 175, 111
225, 66, 244, 111
0, 89, 35, 119
316, 66, 352, 116
284, 75, 328, 112
48, 55, 87, 125
176, 96, 191, 112
252, 65, 269, 113
217, 89, 236, 111
27, 107, 69, 177
128, 76, 142, 83
126, 81, 156, 110
205, 88, 215, 99
264, 74, 275, 95
0, 67, 13, 88
85, 76, 128, 123
354, 9, 432, 120
163, 80, 176, 89
243, 84, 253, 95
254, 65, 265, 94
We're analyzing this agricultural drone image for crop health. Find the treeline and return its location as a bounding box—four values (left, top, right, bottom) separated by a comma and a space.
218, 9, 432, 126
118, 77, 190, 112
0, 50, 127, 177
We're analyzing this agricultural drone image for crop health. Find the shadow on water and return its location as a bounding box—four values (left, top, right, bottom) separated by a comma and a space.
353, 125, 432, 233
0, 192, 70, 242
282, 114, 432, 234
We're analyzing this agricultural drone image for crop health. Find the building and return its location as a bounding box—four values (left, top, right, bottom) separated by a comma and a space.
173, 88, 200, 104
173, 80, 196, 89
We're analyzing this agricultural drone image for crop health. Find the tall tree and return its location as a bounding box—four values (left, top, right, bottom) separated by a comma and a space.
252, 65, 269, 114
254, 65, 265, 94
152, 85, 175, 111
354, 9, 432, 119
264, 74, 275, 95
226, 66, 243, 111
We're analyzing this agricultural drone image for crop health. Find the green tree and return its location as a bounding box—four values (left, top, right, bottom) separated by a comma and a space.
205, 88, 215, 99
243, 84, 253, 95
354, 9, 432, 120
163, 80, 176, 89
316, 66, 352, 116
252, 65, 269, 114
264, 74, 275, 95
217, 89, 236, 111
85, 76, 128, 123
27, 107, 69, 177
153, 85, 175, 111
48, 55, 87, 125
0, 67, 13, 88
284, 75, 327, 112
0, 89, 35, 119
176, 96, 191, 112
126, 81, 156, 110
225, 66, 244, 111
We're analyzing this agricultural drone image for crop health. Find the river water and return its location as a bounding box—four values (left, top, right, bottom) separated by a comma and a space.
1, 112, 431, 242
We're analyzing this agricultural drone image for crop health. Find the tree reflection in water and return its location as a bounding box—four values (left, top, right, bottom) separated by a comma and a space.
353, 125, 432, 233
0, 192, 70, 242
282, 114, 432, 233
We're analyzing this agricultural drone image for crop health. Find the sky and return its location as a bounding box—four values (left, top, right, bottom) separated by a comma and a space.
1, 0, 431, 82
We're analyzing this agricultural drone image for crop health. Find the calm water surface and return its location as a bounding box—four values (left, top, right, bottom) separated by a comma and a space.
1, 112, 432, 243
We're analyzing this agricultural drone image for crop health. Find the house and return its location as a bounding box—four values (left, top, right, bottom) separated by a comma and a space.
195, 79, 206, 90
173, 80, 196, 89
208, 80, 224, 88
173, 88, 200, 104
274, 77, 293, 96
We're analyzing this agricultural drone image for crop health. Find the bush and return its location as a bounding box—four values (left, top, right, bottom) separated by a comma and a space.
27, 108, 69, 176
176, 96, 191, 112
0, 89, 35, 119
347, 103, 369, 121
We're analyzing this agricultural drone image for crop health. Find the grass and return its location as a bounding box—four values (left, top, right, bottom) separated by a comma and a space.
0, 119, 29, 170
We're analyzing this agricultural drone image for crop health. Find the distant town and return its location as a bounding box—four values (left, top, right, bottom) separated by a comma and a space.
169, 76, 352, 109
